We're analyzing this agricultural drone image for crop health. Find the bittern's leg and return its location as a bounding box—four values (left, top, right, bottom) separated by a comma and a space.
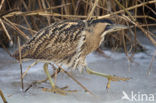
43, 63, 55, 88
86, 67, 130, 89
0, 89, 7, 103
43, 63, 76, 95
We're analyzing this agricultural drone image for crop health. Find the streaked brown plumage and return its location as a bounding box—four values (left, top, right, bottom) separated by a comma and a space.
12, 19, 129, 93
13, 19, 114, 71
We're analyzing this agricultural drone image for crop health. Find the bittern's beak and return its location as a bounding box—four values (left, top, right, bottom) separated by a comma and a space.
106, 24, 128, 33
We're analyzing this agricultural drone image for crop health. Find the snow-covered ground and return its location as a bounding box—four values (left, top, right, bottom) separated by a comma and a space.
0, 32, 156, 103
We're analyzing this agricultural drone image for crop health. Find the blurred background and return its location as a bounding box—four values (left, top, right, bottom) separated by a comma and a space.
0, 0, 155, 55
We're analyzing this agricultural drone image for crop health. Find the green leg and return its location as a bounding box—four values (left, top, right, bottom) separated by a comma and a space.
43, 63, 55, 89
43, 63, 76, 95
86, 67, 130, 88
86, 67, 111, 78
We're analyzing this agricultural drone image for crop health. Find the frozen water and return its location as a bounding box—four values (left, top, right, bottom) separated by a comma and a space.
0, 43, 156, 103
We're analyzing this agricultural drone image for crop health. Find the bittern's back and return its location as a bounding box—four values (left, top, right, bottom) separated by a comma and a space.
13, 20, 86, 64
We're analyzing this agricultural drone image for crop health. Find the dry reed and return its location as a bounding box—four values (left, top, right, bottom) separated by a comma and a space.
0, 0, 155, 52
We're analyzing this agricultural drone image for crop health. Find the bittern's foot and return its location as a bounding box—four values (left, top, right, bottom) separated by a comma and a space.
106, 75, 130, 89
42, 86, 77, 95
86, 68, 130, 89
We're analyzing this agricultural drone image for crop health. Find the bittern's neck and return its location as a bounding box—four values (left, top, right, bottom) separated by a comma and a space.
92, 23, 108, 46
83, 23, 108, 56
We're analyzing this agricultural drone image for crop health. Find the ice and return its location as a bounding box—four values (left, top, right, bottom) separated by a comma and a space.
0, 43, 156, 103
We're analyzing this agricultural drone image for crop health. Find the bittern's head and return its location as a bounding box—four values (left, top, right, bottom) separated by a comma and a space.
87, 19, 128, 37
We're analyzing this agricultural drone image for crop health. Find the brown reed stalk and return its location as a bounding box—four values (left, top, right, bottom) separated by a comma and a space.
98, 0, 156, 19
0, 89, 7, 103
17, 36, 24, 90
58, 66, 95, 96
122, 15, 156, 46
0, 19, 13, 46
147, 50, 156, 75
0, 0, 5, 10
87, 0, 99, 20
3, 18, 30, 40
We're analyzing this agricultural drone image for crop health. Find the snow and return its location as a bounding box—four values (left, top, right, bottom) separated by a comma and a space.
0, 44, 156, 103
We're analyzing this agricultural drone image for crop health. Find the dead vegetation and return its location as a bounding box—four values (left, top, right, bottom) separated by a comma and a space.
0, 0, 156, 54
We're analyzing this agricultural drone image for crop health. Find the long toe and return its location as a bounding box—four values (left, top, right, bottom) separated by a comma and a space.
42, 86, 77, 95
108, 75, 130, 81
106, 75, 130, 89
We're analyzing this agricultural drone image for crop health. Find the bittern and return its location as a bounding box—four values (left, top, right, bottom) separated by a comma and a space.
12, 19, 129, 94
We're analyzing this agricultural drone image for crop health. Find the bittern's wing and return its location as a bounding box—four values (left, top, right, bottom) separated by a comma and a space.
13, 20, 86, 67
